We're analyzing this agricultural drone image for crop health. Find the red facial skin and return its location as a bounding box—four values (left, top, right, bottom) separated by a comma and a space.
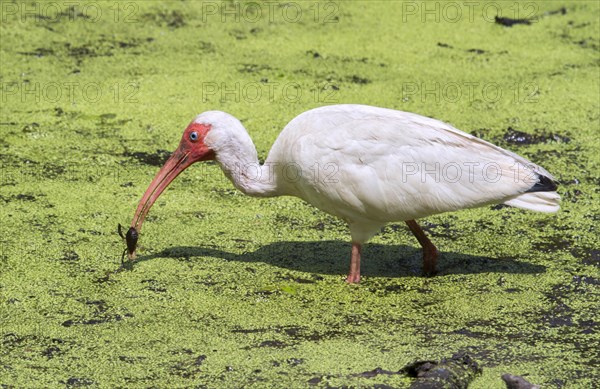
128, 123, 214, 258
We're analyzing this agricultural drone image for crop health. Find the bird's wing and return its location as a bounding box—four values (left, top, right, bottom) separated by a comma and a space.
272, 105, 552, 222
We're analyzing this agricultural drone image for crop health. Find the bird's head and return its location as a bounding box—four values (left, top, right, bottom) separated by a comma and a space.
128, 111, 252, 258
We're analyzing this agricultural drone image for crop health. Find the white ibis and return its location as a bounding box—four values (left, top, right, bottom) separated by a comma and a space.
129, 104, 560, 283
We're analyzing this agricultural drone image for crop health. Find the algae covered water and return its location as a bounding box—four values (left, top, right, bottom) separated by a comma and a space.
1, 1, 599, 387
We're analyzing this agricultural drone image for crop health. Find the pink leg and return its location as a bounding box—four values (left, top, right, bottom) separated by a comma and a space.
346, 243, 362, 283
405, 220, 439, 276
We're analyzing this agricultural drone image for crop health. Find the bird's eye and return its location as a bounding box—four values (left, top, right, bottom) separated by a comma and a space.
189, 131, 199, 141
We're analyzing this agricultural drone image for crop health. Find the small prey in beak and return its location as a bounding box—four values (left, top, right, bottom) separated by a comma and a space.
118, 223, 139, 264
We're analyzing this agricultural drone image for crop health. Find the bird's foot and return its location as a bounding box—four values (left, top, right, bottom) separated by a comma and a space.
422, 246, 439, 277
346, 272, 361, 284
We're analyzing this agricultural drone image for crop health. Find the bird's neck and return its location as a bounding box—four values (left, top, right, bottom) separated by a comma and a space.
213, 137, 279, 198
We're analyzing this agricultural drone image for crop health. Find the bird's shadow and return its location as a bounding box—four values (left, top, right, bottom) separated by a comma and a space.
135, 240, 545, 278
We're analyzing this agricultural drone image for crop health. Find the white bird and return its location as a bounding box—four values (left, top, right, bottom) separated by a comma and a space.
129, 104, 560, 283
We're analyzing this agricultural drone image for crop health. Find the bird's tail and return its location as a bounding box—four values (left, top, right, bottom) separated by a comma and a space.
502, 176, 560, 212
503, 191, 560, 212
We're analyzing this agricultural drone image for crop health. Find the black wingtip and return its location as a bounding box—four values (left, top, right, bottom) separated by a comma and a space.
526, 174, 558, 193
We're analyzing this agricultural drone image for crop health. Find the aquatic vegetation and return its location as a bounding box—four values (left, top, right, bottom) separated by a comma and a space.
0, 1, 598, 387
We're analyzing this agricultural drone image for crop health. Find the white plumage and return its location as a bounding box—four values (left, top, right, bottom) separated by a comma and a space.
131, 104, 560, 283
